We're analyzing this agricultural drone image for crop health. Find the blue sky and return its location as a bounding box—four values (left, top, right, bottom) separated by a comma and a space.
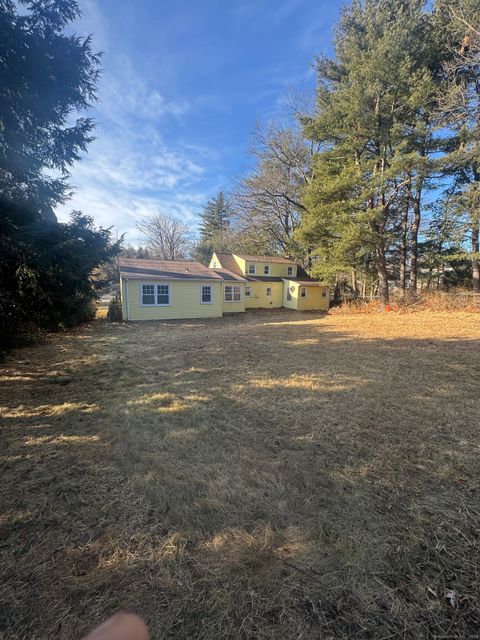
56, 0, 344, 245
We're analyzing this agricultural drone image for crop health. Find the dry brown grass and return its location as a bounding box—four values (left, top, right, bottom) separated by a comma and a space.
1, 310, 479, 639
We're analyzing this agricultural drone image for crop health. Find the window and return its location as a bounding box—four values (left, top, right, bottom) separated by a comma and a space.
266, 287, 272, 297
141, 284, 155, 305
301, 287, 307, 298
264, 265, 270, 275
248, 264, 256, 275
287, 266, 293, 276
245, 287, 251, 297
224, 285, 242, 302
212, 261, 217, 268
157, 284, 170, 305
141, 283, 170, 305
201, 285, 212, 304
322, 289, 327, 298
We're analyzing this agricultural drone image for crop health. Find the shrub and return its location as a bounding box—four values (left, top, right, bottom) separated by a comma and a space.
107, 300, 123, 322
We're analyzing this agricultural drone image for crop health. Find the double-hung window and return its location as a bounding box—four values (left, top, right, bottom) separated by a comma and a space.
264, 265, 270, 275
157, 284, 170, 305
301, 287, 307, 299
287, 266, 293, 276
266, 287, 272, 297
224, 285, 242, 302
201, 285, 212, 304
141, 284, 155, 305
245, 287, 251, 298
141, 283, 170, 305
248, 264, 256, 275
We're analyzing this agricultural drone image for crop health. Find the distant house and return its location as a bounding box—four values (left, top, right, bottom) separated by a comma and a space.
118, 254, 328, 321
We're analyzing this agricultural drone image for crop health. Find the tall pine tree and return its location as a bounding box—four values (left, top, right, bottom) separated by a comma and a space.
298, 0, 442, 303
193, 192, 232, 263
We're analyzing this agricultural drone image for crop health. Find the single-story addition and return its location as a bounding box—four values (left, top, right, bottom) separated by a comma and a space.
118, 255, 329, 321
118, 257, 246, 321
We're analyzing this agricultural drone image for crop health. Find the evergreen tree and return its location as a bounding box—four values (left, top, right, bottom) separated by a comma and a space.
193, 192, 232, 263
298, 0, 442, 303
0, 0, 118, 352
435, 0, 480, 291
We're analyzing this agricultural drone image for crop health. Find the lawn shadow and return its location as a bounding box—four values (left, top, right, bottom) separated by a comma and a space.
1, 311, 479, 638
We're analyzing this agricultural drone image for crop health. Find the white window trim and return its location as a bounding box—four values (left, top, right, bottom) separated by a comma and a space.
200, 284, 213, 304
301, 287, 307, 299
140, 282, 171, 306
287, 266, 294, 276
245, 286, 251, 297
248, 264, 256, 275
266, 287, 272, 297
224, 284, 242, 302
264, 265, 270, 275
141, 283, 156, 306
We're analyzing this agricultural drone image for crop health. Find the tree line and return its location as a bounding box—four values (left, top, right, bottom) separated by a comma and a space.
136, 0, 480, 305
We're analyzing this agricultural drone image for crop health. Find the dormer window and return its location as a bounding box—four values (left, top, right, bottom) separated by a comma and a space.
248, 264, 256, 275
264, 265, 270, 275
287, 266, 293, 276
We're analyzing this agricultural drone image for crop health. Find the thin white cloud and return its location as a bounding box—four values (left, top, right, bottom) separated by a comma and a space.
56, 0, 213, 245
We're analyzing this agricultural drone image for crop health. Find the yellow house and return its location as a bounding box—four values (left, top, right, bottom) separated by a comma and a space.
118, 254, 328, 321
209, 253, 330, 312
119, 257, 247, 321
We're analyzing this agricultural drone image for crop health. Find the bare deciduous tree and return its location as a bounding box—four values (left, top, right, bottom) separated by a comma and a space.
232, 121, 312, 255
137, 212, 191, 260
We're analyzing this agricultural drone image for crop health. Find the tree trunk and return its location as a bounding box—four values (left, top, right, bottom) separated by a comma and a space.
409, 184, 422, 293
376, 236, 389, 304
351, 268, 358, 296
472, 224, 480, 292
399, 197, 409, 296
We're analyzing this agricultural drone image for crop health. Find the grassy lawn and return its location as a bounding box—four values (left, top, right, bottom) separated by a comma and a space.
1, 310, 479, 639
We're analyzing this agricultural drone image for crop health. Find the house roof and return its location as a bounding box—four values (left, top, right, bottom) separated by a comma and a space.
235, 254, 296, 264
212, 268, 247, 282
118, 258, 223, 281
246, 276, 285, 283
213, 253, 244, 276
284, 279, 324, 287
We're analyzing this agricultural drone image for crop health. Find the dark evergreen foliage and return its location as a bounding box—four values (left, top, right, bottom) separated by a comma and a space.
0, 1, 118, 354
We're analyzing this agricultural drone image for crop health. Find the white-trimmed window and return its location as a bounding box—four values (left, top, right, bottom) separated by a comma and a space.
201, 285, 212, 304
245, 287, 251, 297
157, 284, 170, 305
248, 264, 256, 275
264, 265, 270, 275
301, 287, 307, 298
322, 289, 327, 298
141, 283, 170, 306
224, 285, 242, 302
287, 266, 293, 276
266, 287, 272, 297
141, 284, 155, 305
212, 260, 217, 268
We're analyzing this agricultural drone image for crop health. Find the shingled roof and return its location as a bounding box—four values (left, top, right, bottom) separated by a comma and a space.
211, 268, 247, 282
118, 258, 223, 281
213, 253, 244, 276
235, 254, 296, 264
